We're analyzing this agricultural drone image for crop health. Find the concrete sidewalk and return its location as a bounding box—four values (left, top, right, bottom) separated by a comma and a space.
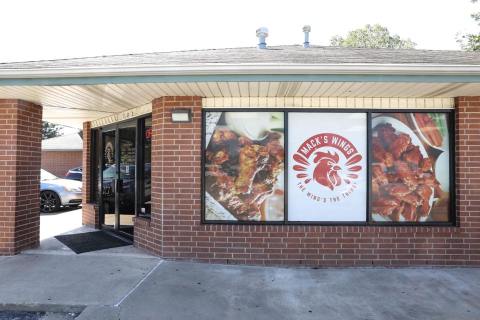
0, 209, 479, 319
117, 262, 480, 320
0, 253, 479, 320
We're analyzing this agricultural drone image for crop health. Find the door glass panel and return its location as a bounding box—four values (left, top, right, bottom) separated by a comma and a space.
118, 125, 136, 234
102, 130, 116, 228
141, 118, 152, 217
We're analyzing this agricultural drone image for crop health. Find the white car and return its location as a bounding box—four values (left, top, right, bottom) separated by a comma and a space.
40, 169, 82, 213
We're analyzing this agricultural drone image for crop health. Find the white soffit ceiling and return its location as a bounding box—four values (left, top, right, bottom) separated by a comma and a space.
0, 81, 474, 128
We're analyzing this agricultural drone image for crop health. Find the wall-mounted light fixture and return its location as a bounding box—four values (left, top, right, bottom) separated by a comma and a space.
171, 109, 192, 123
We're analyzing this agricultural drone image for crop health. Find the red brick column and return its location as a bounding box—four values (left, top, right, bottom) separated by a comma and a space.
134, 96, 202, 255
81, 121, 99, 228
0, 99, 42, 255
455, 97, 480, 262
133, 96, 479, 267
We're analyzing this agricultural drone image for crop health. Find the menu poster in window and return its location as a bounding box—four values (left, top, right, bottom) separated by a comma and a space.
204, 112, 285, 222
371, 112, 451, 223
288, 113, 367, 222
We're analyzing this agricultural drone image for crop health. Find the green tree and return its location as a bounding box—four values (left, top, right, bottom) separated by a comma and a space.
330, 24, 416, 49
42, 121, 61, 139
457, 0, 480, 51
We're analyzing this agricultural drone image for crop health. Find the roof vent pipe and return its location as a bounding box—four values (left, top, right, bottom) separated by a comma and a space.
256, 27, 269, 49
303, 25, 311, 48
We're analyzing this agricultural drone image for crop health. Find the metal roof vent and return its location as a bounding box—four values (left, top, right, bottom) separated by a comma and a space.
256, 27, 269, 49
303, 25, 311, 48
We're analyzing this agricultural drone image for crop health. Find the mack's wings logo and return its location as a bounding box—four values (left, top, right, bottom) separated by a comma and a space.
293, 133, 363, 202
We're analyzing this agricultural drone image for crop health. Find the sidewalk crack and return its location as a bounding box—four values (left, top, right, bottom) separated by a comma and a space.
113, 260, 164, 307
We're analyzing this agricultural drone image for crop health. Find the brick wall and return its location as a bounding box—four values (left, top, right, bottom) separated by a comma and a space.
129, 96, 480, 267
82, 203, 99, 228
41, 150, 82, 177
81, 122, 99, 228
133, 97, 188, 254
0, 99, 42, 255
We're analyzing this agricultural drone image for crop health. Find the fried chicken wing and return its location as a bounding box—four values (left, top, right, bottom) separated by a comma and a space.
207, 149, 229, 165
419, 158, 432, 172
372, 118, 440, 222
386, 173, 398, 183
376, 123, 397, 147
372, 164, 389, 186
390, 202, 406, 222
373, 137, 394, 167
389, 133, 412, 159
393, 161, 419, 190
206, 125, 284, 221
402, 145, 423, 165
235, 144, 269, 193
402, 192, 422, 207
372, 180, 380, 197
415, 185, 433, 217
421, 173, 442, 195
383, 183, 411, 198
401, 203, 417, 221
205, 166, 235, 198
265, 132, 285, 162
416, 184, 433, 202
225, 195, 259, 220
211, 128, 237, 146
373, 197, 400, 217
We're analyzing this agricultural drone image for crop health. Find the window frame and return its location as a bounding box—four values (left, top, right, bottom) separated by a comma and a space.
135, 116, 152, 219
201, 108, 456, 227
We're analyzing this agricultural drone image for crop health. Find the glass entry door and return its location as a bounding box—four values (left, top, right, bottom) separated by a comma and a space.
101, 129, 116, 229
117, 123, 136, 234
100, 121, 136, 236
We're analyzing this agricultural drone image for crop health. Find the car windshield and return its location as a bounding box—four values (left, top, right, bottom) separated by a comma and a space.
41, 169, 58, 180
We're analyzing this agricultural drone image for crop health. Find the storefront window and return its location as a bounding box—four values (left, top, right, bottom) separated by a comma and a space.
371, 112, 451, 223
202, 109, 454, 226
204, 111, 285, 222
288, 112, 367, 222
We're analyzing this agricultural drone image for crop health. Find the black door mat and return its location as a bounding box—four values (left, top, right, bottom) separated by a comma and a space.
0, 310, 80, 320
55, 231, 132, 254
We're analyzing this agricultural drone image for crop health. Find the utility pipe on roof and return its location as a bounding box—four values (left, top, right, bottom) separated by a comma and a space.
303, 25, 311, 48
256, 27, 269, 49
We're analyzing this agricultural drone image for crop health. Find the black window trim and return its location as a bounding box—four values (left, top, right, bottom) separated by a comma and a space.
89, 128, 99, 203
136, 116, 152, 219
201, 108, 456, 227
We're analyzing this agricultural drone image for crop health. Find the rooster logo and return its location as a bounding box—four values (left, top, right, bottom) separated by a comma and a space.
292, 133, 362, 193
312, 151, 342, 190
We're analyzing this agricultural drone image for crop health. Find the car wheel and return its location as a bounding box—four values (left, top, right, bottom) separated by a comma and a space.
40, 191, 60, 213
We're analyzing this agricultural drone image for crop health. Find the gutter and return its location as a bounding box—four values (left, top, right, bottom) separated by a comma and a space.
1, 63, 480, 78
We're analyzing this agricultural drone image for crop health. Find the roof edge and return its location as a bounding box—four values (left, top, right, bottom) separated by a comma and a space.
2, 63, 480, 79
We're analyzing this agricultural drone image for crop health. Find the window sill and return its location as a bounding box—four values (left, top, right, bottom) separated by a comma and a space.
133, 216, 151, 227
